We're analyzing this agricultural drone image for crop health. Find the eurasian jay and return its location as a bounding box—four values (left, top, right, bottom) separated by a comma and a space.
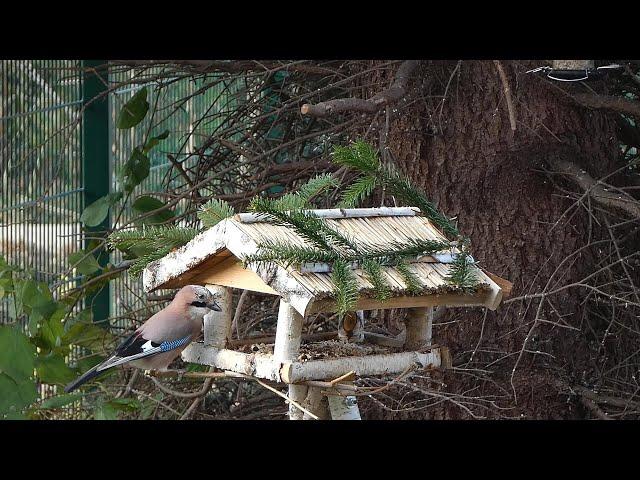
65, 285, 221, 393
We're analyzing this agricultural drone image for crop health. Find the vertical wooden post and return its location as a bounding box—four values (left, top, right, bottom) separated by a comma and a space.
204, 285, 232, 348
303, 386, 330, 420
404, 306, 433, 350
274, 300, 305, 419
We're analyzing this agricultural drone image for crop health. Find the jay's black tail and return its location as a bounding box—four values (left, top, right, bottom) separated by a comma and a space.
64, 365, 104, 393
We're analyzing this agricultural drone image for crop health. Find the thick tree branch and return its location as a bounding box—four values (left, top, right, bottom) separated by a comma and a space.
301, 60, 420, 117
573, 93, 640, 120
548, 157, 640, 219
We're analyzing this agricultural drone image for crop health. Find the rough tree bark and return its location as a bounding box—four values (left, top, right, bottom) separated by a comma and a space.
358, 60, 621, 419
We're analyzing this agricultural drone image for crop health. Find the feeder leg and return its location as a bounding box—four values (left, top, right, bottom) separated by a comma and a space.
404, 306, 433, 350
288, 385, 308, 420
203, 285, 233, 348
328, 384, 361, 420
273, 300, 305, 420
302, 386, 330, 420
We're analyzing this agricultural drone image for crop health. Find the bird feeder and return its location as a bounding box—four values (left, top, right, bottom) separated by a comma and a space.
142, 207, 510, 420
527, 60, 622, 82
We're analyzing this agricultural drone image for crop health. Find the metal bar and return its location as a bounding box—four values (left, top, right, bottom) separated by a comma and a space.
0, 99, 83, 121
82, 60, 110, 324
0, 188, 84, 213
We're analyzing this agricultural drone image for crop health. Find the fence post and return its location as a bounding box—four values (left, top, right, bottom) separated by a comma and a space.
82, 60, 110, 325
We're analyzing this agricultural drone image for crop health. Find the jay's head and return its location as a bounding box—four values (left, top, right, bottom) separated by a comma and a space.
175, 285, 222, 313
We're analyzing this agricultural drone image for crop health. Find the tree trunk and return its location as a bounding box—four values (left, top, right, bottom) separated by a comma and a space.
361, 60, 620, 419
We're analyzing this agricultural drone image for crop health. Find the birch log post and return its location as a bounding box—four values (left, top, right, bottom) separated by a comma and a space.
404, 306, 433, 350
302, 386, 330, 420
204, 285, 233, 348
273, 300, 306, 419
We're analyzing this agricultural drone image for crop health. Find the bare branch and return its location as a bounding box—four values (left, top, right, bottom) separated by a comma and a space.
301, 60, 420, 117
573, 93, 640, 120
548, 157, 640, 219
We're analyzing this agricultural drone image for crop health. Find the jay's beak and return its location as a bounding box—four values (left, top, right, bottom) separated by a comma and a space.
208, 301, 222, 312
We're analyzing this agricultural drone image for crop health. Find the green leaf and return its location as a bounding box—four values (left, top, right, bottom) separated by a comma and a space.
62, 321, 114, 352
94, 401, 119, 420
117, 87, 149, 129
37, 307, 66, 351
0, 325, 37, 382
0, 373, 37, 417
143, 129, 170, 153
35, 353, 76, 385
80, 192, 123, 227
132, 196, 175, 225
107, 397, 141, 412
120, 148, 150, 193
11, 279, 37, 319
40, 393, 83, 409
27, 283, 58, 318
69, 250, 101, 275
0, 278, 12, 298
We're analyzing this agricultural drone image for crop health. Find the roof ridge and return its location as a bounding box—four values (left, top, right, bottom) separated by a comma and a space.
235, 206, 420, 224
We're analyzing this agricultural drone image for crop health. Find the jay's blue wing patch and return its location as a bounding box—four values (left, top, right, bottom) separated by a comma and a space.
95, 332, 192, 372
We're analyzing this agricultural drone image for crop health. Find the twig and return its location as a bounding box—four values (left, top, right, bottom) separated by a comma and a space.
329, 370, 356, 386
494, 60, 516, 131
240, 375, 319, 420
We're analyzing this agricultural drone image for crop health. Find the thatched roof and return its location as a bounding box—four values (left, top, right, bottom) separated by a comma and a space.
143, 207, 504, 316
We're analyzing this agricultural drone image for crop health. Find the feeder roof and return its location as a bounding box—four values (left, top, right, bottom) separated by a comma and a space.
142, 207, 506, 316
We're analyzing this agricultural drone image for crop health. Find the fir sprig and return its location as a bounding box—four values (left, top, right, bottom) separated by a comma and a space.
338, 175, 378, 208
384, 167, 459, 238
243, 241, 338, 268
249, 197, 357, 253
444, 250, 478, 292
362, 259, 391, 301
108, 226, 200, 278
198, 198, 235, 228
331, 140, 460, 239
395, 261, 423, 296
331, 258, 360, 316
332, 140, 380, 174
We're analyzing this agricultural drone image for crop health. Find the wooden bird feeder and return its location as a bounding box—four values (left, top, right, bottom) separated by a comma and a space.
142, 207, 510, 420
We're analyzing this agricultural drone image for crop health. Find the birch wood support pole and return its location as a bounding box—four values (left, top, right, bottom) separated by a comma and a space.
404, 306, 433, 350
302, 386, 330, 420
203, 285, 233, 348
273, 300, 306, 420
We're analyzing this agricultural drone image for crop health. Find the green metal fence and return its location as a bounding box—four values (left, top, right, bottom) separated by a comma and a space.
1, 60, 84, 315
1, 61, 238, 407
